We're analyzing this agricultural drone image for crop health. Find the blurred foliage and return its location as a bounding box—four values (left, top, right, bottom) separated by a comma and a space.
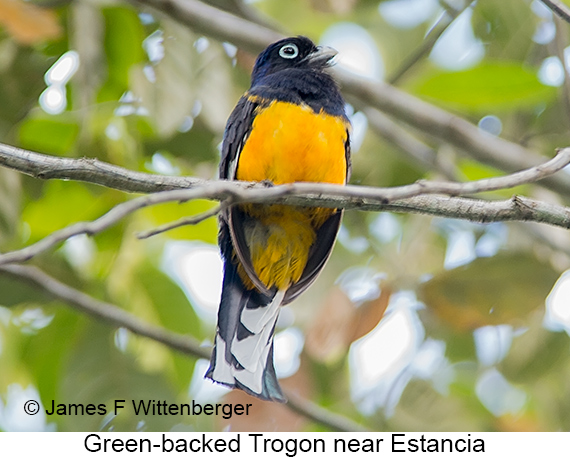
1, 0, 570, 433
411, 63, 556, 112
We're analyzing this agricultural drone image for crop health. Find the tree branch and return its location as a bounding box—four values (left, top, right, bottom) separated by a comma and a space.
386, 194, 570, 227
0, 142, 199, 193
1, 147, 570, 266
1, 146, 569, 266
0, 264, 210, 359
0, 263, 368, 432
1, 142, 569, 198
137, 202, 226, 239
130, 0, 570, 197
541, 0, 570, 24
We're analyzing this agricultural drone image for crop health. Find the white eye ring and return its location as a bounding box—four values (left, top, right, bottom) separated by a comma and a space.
279, 43, 299, 59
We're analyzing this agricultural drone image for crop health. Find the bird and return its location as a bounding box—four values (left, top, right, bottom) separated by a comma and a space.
205, 36, 351, 402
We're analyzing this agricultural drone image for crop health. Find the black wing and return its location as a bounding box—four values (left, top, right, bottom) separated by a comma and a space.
219, 95, 275, 295
219, 95, 258, 180
283, 128, 351, 304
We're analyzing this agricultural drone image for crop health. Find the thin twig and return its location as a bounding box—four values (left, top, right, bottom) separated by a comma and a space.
0, 263, 369, 432
388, 1, 471, 84
137, 202, 225, 239
541, 0, 570, 24
1, 149, 570, 266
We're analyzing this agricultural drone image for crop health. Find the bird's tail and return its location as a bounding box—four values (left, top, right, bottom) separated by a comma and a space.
205, 257, 286, 402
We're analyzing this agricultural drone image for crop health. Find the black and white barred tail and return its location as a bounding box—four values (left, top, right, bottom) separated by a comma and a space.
205, 230, 286, 402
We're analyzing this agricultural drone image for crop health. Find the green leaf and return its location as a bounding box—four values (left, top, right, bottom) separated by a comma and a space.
419, 253, 559, 331
18, 117, 79, 156
501, 323, 570, 383
459, 160, 503, 182
99, 7, 145, 102
137, 263, 202, 339
136, 262, 201, 387
0, 168, 21, 246
130, 18, 196, 137
420, 308, 477, 362
22, 181, 117, 242
57, 319, 186, 431
472, 0, 536, 62
21, 306, 80, 404
0, 276, 50, 307
411, 63, 556, 112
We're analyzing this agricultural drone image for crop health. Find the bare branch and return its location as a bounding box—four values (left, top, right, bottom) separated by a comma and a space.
386, 194, 570, 227
0, 142, 199, 193
0, 263, 368, 432
1, 142, 569, 198
1, 148, 570, 266
137, 202, 226, 239
541, 0, 570, 24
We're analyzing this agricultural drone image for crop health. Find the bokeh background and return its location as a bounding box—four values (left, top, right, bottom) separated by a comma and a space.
1, 0, 570, 432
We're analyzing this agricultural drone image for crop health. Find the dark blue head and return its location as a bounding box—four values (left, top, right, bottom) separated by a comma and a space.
251, 36, 337, 86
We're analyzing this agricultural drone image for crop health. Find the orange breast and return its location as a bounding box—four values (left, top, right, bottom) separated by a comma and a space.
236, 100, 348, 185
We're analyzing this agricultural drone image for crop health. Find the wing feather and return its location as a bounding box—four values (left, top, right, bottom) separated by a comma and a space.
283, 128, 351, 303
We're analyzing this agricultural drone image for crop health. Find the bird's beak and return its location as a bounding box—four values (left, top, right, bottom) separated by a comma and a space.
305, 46, 338, 66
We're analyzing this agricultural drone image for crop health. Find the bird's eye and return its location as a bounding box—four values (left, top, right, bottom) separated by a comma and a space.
279, 43, 299, 59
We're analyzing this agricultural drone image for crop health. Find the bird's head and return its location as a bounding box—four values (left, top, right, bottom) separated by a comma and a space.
251, 36, 337, 85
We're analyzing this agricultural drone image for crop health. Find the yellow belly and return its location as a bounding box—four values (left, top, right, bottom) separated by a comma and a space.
235, 100, 348, 290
